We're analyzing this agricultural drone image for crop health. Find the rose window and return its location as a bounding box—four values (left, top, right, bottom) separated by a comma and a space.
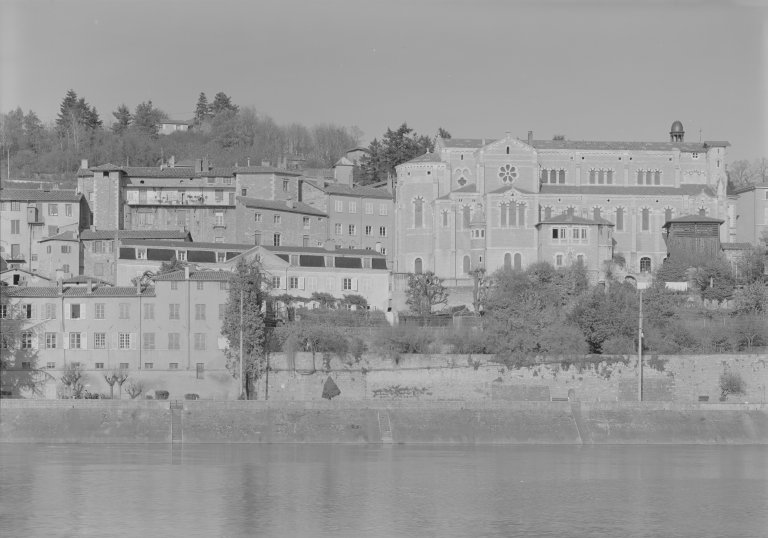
498, 164, 518, 184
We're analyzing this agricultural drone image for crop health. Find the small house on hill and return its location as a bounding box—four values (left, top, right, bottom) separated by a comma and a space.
662, 214, 723, 260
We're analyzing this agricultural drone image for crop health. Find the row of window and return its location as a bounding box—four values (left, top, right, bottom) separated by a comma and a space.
542, 207, 706, 232
17, 362, 206, 375
334, 201, 388, 215
334, 224, 388, 236
0, 202, 73, 216
128, 189, 235, 204
7, 331, 212, 351
270, 276, 373, 292
254, 214, 316, 229
551, 227, 589, 244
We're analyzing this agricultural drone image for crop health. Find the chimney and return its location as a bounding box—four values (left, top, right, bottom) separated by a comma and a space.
87, 277, 93, 295
136, 277, 141, 295
286, 199, 295, 209
169, 156, 175, 168
202, 157, 210, 172
527, 131, 533, 145
247, 158, 251, 167
80, 159, 89, 170
261, 159, 270, 167
195, 159, 203, 173
184, 266, 190, 280
57, 277, 63, 296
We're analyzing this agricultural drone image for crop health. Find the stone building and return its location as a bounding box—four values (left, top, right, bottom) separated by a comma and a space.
235, 197, 328, 247
732, 181, 768, 245
0, 189, 90, 274
394, 122, 731, 286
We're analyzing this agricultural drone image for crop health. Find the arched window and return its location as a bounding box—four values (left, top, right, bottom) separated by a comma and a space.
640, 257, 651, 273
699, 208, 706, 216
463, 255, 470, 275
642, 208, 650, 231
506, 146, 510, 154
544, 206, 552, 220
593, 207, 601, 220
717, 159, 720, 168
509, 203, 517, 226
654, 171, 661, 185
462, 206, 471, 229
645, 171, 653, 185
616, 207, 624, 231
589, 170, 596, 184
504, 253, 512, 269
567, 206, 575, 217
637, 170, 643, 185
664, 208, 672, 223
442, 210, 449, 227
598, 170, 605, 184
518, 204, 525, 227
606, 170, 613, 184
500, 203, 507, 227
514, 253, 522, 271
414, 258, 422, 274
414, 198, 423, 228
549, 170, 557, 183
558, 170, 565, 184
460, 154, 464, 160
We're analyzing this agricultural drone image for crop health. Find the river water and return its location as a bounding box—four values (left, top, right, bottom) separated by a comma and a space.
1, 444, 766, 537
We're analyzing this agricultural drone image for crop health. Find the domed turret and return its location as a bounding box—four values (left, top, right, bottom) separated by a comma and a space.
670, 121, 684, 142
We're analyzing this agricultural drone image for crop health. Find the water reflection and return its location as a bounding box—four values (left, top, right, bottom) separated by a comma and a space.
1, 445, 766, 538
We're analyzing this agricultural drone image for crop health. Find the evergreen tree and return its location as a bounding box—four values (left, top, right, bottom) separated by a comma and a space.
210, 92, 238, 116
193, 92, 211, 126
132, 100, 166, 139
23, 111, 44, 152
221, 259, 269, 399
111, 104, 132, 134
358, 138, 386, 184
437, 127, 451, 139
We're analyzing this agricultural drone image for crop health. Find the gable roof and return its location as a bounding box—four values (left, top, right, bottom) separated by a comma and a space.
233, 166, 302, 176
662, 214, 724, 227
262, 245, 385, 257
0, 268, 51, 280
62, 275, 113, 285
453, 184, 478, 194
237, 196, 327, 216
314, 183, 393, 199
537, 213, 614, 226
440, 137, 727, 153
3, 286, 155, 298
39, 231, 79, 242
442, 139, 496, 149
160, 119, 192, 125
80, 229, 191, 241
119, 239, 251, 250
152, 270, 231, 281
487, 185, 535, 195
402, 152, 443, 164
334, 157, 354, 166
0, 189, 82, 202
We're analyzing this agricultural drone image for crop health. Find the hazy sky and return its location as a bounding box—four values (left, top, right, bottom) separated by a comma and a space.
1, 0, 766, 161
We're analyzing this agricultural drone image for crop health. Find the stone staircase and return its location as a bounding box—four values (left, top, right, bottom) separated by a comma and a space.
171, 401, 183, 443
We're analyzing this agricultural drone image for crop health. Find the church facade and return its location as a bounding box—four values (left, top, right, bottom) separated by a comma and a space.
394, 122, 731, 285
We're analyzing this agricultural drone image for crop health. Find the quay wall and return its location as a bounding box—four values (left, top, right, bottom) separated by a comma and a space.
2, 400, 767, 444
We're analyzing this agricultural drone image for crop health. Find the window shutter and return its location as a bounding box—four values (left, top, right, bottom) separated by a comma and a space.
31, 304, 36, 319
130, 333, 136, 350
281, 278, 286, 290
63, 334, 69, 349
52, 304, 56, 320
32, 333, 39, 349
298, 277, 305, 290
217, 336, 227, 350
81, 333, 87, 350
65, 305, 70, 319
38, 333, 45, 349
352, 278, 358, 291
80, 304, 86, 320
112, 333, 118, 350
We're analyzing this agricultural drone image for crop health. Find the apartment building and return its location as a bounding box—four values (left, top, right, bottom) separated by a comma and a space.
0, 270, 237, 399
37, 231, 83, 279
235, 197, 328, 247
732, 182, 768, 245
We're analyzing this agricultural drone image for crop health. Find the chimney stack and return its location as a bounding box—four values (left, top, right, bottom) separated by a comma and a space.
169, 156, 175, 168
261, 159, 270, 167
247, 158, 251, 167
184, 266, 190, 280
195, 159, 203, 173
57, 277, 63, 296
527, 131, 533, 145
202, 157, 210, 172
80, 159, 88, 170
87, 277, 93, 295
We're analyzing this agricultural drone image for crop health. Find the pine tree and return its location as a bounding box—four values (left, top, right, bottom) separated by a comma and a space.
132, 100, 165, 138
211, 92, 238, 116
193, 92, 211, 126
437, 127, 452, 139
111, 104, 132, 134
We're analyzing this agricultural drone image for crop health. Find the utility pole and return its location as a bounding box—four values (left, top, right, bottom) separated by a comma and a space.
638, 290, 643, 402
240, 288, 244, 399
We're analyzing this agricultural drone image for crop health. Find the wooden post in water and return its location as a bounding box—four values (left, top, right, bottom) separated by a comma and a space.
240, 288, 244, 399
638, 290, 643, 402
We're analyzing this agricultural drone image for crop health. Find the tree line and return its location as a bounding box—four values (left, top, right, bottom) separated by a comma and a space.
0, 89, 366, 181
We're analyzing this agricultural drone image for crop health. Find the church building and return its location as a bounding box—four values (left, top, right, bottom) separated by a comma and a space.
394, 122, 731, 286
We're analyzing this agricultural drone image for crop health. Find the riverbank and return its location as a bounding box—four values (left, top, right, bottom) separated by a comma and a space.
1, 400, 766, 444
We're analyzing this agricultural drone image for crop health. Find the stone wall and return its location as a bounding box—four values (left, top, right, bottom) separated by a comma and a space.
260, 353, 768, 404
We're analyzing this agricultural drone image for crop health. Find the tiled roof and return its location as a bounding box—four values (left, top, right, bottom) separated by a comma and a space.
334, 157, 354, 166
262, 245, 385, 257
161, 119, 192, 125
120, 239, 251, 250
0, 189, 82, 202
453, 184, 478, 194
345, 146, 369, 153
703, 141, 731, 147
302, 168, 335, 179
233, 166, 302, 176
237, 196, 327, 216
175, 159, 196, 167
90, 163, 123, 171
402, 153, 443, 164
80, 230, 191, 241
440, 137, 726, 153
487, 185, 535, 195
721, 243, 755, 251
317, 183, 393, 199
152, 270, 231, 281
77, 168, 93, 177
39, 231, 79, 242
663, 214, 724, 225
538, 213, 614, 226
0, 268, 48, 279
442, 139, 496, 148
539, 184, 716, 197
62, 275, 113, 285
4, 286, 155, 297
733, 182, 768, 194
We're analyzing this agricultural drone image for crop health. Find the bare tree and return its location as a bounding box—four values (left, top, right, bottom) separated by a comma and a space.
114, 367, 129, 399
719, 371, 746, 401
727, 159, 755, 188
60, 362, 88, 399
103, 367, 118, 399
753, 157, 768, 184
125, 379, 145, 399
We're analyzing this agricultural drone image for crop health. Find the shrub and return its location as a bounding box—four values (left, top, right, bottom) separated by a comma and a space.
348, 336, 367, 361
444, 328, 493, 354
154, 390, 169, 400
372, 326, 436, 360
719, 371, 746, 401
184, 393, 199, 400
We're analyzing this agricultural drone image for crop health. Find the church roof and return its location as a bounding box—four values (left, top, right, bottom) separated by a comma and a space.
537, 213, 614, 226
403, 152, 442, 164
487, 185, 535, 195
539, 184, 716, 197
439, 138, 723, 153
670, 120, 684, 133
453, 183, 477, 193
662, 214, 724, 227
